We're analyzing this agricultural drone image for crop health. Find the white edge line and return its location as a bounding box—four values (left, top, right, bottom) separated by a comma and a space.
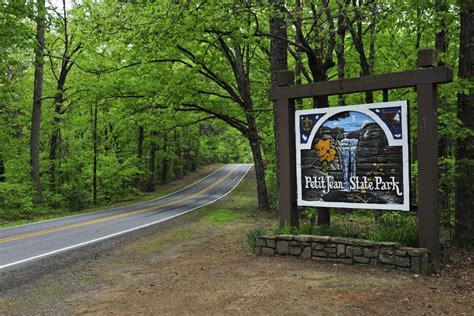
1, 165, 227, 231
0, 164, 253, 270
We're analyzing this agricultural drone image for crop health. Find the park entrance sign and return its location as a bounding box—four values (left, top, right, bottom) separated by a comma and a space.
269, 48, 453, 264
295, 101, 409, 211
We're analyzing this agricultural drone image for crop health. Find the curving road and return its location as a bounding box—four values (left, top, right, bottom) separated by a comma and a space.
0, 164, 252, 270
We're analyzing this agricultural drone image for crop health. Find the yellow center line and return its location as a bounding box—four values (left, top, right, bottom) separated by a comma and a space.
0, 167, 238, 244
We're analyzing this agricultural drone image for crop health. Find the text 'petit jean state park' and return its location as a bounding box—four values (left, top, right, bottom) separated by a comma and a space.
0, 0, 473, 314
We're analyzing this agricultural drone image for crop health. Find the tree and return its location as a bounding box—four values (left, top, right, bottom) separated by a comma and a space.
269, 0, 288, 211
164, 1, 272, 211
46, 0, 82, 192
343, 0, 383, 103
336, 0, 349, 106
284, 0, 336, 107
455, 0, 473, 246
284, 0, 338, 226
29, 0, 46, 204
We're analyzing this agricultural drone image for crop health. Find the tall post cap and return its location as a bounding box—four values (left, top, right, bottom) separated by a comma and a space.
277, 70, 295, 86
417, 48, 438, 68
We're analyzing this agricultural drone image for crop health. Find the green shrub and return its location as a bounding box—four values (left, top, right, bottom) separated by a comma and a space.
244, 227, 266, 253
370, 212, 418, 247
277, 223, 300, 235
0, 182, 34, 221
297, 222, 317, 235
273, 211, 418, 247
61, 179, 90, 210
59, 154, 91, 210
267, 168, 279, 210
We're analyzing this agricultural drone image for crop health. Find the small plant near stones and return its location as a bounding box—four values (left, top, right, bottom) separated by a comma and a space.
244, 227, 266, 253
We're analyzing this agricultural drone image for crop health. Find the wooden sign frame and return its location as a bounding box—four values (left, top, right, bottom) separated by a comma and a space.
269, 49, 453, 264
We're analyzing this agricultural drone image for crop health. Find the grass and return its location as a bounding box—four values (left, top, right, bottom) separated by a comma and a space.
134, 170, 265, 253
275, 211, 419, 247
201, 209, 246, 224
0, 164, 223, 228
137, 237, 165, 253
137, 228, 196, 253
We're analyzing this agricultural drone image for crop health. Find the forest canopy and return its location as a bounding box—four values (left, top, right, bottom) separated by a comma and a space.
0, 0, 472, 244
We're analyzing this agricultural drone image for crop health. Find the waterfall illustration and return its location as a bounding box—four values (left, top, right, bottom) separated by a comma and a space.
339, 138, 359, 191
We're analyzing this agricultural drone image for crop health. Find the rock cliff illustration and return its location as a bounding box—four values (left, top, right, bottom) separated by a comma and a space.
300, 110, 405, 205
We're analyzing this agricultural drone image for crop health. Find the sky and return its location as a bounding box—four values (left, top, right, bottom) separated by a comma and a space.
48, 0, 77, 10
323, 111, 374, 132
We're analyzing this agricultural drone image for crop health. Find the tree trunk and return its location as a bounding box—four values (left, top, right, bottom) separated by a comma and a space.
49, 87, 65, 192
92, 104, 98, 206
269, 0, 288, 212
336, 1, 347, 106
29, 0, 46, 205
415, 8, 422, 49
0, 159, 4, 182
455, 0, 474, 246
191, 136, 198, 172
435, 0, 451, 226
435, 0, 448, 64
49, 103, 60, 192
368, 3, 377, 74
308, 55, 330, 108
233, 41, 271, 212
161, 134, 168, 183
173, 129, 182, 179
346, 0, 373, 103
269, 0, 288, 86
183, 128, 191, 175
134, 125, 144, 190
248, 128, 270, 212
147, 143, 157, 192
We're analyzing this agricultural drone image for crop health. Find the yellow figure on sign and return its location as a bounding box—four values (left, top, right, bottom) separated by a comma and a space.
315, 138, 336, 163
303, 117, 313, 132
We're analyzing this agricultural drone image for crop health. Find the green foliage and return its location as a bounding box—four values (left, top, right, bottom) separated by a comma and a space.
0, 0, 468, 236
368, 212, 419, 247
264, 165, 278, 209
0, 182, 33, 222
244, 227, 266, 253
58, 153, 91, 210
278, 223, 297, 235
275, 211, 418, 247
97, 156, 140, 203
201, 209, 246, 225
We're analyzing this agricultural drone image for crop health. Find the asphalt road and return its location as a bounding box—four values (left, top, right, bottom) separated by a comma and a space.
0, 164, 252, 271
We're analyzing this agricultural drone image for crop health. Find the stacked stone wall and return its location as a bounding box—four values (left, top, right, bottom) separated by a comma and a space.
256, 235, 433, 275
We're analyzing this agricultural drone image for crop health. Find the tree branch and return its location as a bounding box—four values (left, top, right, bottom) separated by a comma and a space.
197, 90, 235, 101
164, 116, 215, 133
177, 44, 244, 107
178, 103, 248, 136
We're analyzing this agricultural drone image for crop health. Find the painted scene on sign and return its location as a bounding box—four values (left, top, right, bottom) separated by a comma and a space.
300, 108, 405, 206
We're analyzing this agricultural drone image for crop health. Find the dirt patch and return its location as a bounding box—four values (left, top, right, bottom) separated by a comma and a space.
1, 172, 473, 315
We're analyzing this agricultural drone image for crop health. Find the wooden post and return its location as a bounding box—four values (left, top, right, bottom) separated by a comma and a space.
416, 49, 441, 265
276, 70, 298, 227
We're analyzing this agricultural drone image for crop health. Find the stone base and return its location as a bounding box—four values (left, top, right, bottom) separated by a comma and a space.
256, 235, 434, 275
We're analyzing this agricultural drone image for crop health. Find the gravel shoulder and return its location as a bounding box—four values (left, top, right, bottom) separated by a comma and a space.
1, 170, 473, 315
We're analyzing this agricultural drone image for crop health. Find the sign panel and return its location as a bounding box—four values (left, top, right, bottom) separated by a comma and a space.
295, 101, 410, 211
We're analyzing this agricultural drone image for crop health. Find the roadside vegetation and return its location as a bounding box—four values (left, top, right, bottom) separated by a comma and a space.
0, 0, 472, 247
243, 211, 418, 250
0, 164, 223, 227
276, 211, 419, 247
